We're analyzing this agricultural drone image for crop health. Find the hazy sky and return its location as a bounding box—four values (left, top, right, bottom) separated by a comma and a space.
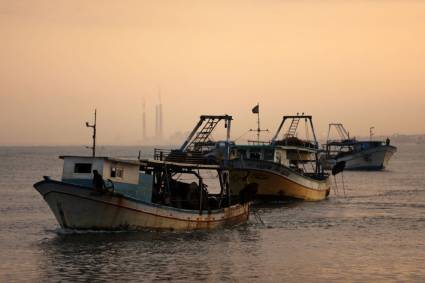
1, 0, 424, 145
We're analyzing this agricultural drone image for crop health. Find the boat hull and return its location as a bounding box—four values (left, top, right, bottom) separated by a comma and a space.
34, 180, 250, 231
229, 161, 330, 202
323, 145, 397, 171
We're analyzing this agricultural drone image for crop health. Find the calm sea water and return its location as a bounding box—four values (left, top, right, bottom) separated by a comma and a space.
0, 144, 424, 282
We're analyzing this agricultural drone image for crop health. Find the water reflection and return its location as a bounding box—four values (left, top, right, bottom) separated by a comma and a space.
37, 226, 262, 282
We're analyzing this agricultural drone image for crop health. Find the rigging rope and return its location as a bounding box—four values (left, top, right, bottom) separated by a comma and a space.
234, 129, 252, 142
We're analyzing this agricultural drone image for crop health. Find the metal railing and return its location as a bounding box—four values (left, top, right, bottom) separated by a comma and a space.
154, 148, 209, 164
274, 137, 319, 150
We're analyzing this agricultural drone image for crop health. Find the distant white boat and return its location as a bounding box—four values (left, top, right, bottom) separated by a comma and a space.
322, 123, 397, 171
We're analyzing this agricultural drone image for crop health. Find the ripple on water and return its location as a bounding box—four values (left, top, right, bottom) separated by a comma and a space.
1, 145, 425, 282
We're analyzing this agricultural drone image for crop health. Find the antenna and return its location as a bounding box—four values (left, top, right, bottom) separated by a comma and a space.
86, 109, 97, 157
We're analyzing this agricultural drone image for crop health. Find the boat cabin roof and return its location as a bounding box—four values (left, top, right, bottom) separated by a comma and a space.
233, 144, 316, 153
234, 144, 274, 150
140, 159, 221, 170
60, 156, 141, 166
276, 145, 317, 153
326, 140, 383, 147
60, 156, 221, 170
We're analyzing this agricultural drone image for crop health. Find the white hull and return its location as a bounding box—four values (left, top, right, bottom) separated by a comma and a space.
34, 180, 250, 231
323, 145, 396, 170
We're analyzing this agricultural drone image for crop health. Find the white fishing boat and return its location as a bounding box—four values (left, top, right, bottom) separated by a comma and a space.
34, 157, 250, 231
322, 123, 397, 170
33, 112, 253, 231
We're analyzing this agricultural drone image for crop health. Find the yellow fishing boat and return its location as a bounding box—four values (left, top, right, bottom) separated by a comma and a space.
229, 114, 331, 201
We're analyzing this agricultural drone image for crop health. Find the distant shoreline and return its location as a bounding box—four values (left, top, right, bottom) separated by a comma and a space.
1, 136, 425, 147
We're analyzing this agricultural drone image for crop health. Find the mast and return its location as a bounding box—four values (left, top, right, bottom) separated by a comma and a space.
308, 116, 318, 148
225, 118, 232, 161
256, 106, 260, 143
86, 109, 97, 157
249, 103, 268, 144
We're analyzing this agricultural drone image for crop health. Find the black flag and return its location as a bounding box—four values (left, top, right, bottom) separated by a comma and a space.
252, 104, 259, 114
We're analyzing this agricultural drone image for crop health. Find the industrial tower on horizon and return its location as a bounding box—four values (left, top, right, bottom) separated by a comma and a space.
141, 94, 163, 144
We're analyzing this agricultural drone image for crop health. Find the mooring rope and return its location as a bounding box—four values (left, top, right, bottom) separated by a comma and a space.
252, 207, 265, 225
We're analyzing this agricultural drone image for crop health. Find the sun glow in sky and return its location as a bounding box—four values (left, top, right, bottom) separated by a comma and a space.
1, 0, 425, 145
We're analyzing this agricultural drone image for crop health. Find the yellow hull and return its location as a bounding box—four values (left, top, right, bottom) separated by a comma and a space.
230, 169, 330, 201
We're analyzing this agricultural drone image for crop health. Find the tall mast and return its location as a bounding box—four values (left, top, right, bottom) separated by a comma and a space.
249, 103, 268, 144
86, 109, 97, 157
256, 105, 260, 143
226, 118, 232, 161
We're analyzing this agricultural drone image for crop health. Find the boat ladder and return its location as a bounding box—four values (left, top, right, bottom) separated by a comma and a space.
286, 117, 300, 137
187, 118, 220, 151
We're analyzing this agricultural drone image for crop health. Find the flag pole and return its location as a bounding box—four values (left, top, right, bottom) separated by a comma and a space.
256, 103, 260, 143
249, 103, 267, 144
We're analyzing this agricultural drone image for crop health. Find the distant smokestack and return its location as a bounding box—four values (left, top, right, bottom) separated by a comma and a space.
159, 102, 163, 139
155, 104, 159, 138
156, 88, 163, 141
142, 98, 146, 141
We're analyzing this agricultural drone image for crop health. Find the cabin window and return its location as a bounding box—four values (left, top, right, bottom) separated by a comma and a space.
111, 167, 124, 178
250, 150, 261, 160
74, 163, 92, 174
216, 141, 226, 148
